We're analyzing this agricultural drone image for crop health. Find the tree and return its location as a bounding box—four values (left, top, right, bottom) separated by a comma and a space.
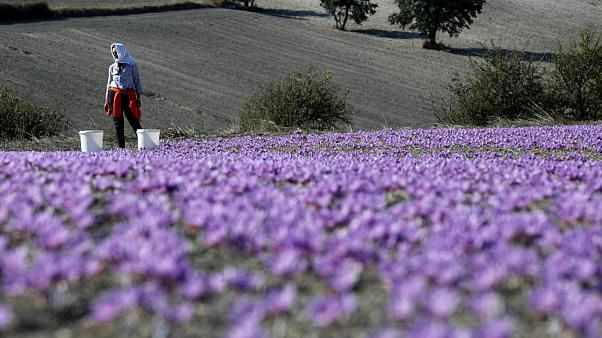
389, 0, 486, 49
320, 0, 378, 30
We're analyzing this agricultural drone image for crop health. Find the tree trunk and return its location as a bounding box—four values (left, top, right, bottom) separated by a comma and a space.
428, 28, 437, 47
576, 90, 587, 120
341, 5, 349, 30
334, 6, 350, 30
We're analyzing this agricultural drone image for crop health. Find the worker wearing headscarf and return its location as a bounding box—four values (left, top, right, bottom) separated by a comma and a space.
104, 43, 144, 148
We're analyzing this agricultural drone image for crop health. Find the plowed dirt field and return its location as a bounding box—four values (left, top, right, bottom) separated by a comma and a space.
1, 0, 600, 131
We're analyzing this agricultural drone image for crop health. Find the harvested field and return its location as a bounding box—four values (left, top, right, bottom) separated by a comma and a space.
0, 0, 600, 132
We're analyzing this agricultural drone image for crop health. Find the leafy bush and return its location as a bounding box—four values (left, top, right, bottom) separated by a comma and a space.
549, 27, 602, 120
240, 66, 352, 132
437, 45, 548, 126
0, 87, 69, 139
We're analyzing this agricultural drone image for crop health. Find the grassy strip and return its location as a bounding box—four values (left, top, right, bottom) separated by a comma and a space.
3, 131, 602, 161
0, 2, 212, 23
0, 134, 119, 152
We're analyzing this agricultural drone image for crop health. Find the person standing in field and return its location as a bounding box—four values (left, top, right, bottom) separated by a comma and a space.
104, 43, 143, 148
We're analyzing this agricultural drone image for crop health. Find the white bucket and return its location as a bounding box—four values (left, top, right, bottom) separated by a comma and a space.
79, 130, 104, 152
137, 129, 161, 150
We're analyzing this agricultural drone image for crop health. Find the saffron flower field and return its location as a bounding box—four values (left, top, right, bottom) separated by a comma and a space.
1, 126, 602, 338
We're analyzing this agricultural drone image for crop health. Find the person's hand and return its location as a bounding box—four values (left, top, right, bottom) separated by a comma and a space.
136, 98, 141, 108
104, 103, 110, 112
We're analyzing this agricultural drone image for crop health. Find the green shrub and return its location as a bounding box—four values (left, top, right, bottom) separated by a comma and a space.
240, 66, 352, 132
549, 27, 602, 121
0, 87, 69, 139
438, 45, 548, 126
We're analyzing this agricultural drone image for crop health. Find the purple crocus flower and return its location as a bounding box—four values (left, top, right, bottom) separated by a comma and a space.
406, 320, 463, 338
560, 291, 602, 333
0, 305, 13, 331
90, 287, 138, 324
388, 275, 428, 320
388, 295, 415, 320
263, 283, 297, 316
181, 272, 208, 300
328, 259, 363, 292
137, 283, 169, 314
223, 267, 264, 292
468, 292, 504, 320
424, 287, 460, 319
37, 220, 71, 250
165, 302, 195, 325
528, 287, 560, 314
267, 247, 307, 277
368, 328, 402, 338
307, 293, 357, 327
207, 272, 227, 294
229, 297, 266, 325
2, 246, 28, 275
473, 317, 515, 338
225, 319, 269, 338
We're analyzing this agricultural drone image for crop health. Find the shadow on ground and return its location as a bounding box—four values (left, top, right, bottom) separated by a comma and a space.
449, 47, 555, 63
350, 29, 422, 40
344, 28, 556, 64
253, 7, 329, 20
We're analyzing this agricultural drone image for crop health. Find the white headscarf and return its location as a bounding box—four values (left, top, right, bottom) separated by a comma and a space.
111, 43, 136, 65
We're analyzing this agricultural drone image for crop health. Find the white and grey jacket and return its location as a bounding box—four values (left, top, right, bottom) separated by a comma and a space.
106, 43, 143, 94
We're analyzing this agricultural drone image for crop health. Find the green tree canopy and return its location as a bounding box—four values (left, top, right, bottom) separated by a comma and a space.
320, 0, 378, 30
389, 0, 486, 49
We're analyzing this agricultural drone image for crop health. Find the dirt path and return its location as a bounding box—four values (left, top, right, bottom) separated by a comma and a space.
0, 1, 600, 132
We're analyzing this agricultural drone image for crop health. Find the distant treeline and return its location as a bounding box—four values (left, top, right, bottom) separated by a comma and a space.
0, 2, 210, 22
